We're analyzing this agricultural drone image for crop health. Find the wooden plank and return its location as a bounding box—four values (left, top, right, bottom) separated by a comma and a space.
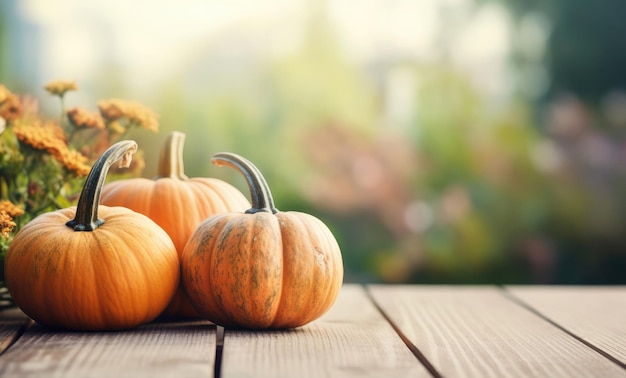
507, 286, 626, 365
220, 284, 429, 378
0, 307, 32, 355
368, 285, 626, 378
0, 319, 216, 378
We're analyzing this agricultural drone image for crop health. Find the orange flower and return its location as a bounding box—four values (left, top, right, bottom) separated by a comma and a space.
0, 210, 16, 238
13, 120, 90, 176
0, 200, 24, 218
98, 99, 159, 132
67, 107, 105, 130
98, 99, 124, 120
0, 201, 21, 238
59, 149, 91, 177
44, 81, 78, 97
0, 85, 23, 122
13, 120, 66, 151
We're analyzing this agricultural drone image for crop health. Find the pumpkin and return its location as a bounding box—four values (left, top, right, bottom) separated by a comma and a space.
181, 152, 343, 329
4, 140, 179, 331
100, 131, 250, 318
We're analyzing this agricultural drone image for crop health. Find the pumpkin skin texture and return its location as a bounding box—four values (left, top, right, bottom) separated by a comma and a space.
181, 152, 343, 329
100, 132, 250, 318
4, 141, 179, 331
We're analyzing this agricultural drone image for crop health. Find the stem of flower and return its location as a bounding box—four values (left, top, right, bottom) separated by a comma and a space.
59, 95, 66, 131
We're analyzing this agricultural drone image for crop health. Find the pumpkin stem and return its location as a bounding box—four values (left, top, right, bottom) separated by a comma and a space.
211, 152, 277, 214
155, 131, 189, 180
66, 140, 138, 231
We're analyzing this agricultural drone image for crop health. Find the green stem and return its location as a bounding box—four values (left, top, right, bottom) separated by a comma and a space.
59, 95, 68, 132
67, 127, 79, 146
211, 152, 277, 214
115, 122, 132, 141
0, 177, 6, 200
66, 140, 138, 231
84, 127, 103, 145
155, 131, 188, 180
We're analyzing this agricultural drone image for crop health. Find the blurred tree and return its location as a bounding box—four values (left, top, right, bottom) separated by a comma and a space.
491, 0, 626, 103
0, 2, 9, 83
546, 0, 626, 102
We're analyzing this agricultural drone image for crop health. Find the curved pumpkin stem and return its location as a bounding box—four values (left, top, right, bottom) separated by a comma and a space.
155, 131, 189, 180
67, 140, 138, 231
211, 152, 277, 214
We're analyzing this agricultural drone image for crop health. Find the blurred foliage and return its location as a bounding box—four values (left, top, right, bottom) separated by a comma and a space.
2, 0, 626, 284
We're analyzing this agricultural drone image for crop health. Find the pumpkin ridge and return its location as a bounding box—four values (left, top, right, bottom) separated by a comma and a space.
100, 212, 178, 325
201, 217, 223, 323
273, 213, 321, 327
107, 178, 154, 209
270, 217, 289, 328
151, 179, 189, 252
35, 238, 65, 327
87, 233, 110, 328
246, 214, 283, 326
192, 184, 219, 214
250, 214, 282, 327
189, 179, 226, 213
188, 178, 244, 214
182, 213, 227, 325
100, 224, 146, 326
309, 213, 343, 322
116, 230, 153, 324
309, 214, 339, 314
209, 215, 239, 326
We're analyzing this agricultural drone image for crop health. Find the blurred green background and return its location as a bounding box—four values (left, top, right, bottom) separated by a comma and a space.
2, 0, 625, 284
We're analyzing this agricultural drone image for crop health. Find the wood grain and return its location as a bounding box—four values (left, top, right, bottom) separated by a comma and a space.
0, 319, 216, 378
0, 307, 32, 355
507, 286, 626, 365
368, 285, 626, 378
220, 284, 429, 378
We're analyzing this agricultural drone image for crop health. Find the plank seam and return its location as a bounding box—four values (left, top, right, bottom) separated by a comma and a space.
500, 286, 626, 371
364, 285, 443, 378
214, 325, 224, 378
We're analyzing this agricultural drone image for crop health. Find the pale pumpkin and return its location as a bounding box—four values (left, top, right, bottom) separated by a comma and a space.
100, 131, 250, 318
4, 140, 179, 331
181, 152, 343, 329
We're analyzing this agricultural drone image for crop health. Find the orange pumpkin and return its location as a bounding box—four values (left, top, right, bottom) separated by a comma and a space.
181, 152, 343, 329
4, 140, 179, 331
100, 131, 250, 318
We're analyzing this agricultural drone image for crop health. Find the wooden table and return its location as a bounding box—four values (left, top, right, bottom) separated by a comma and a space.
0, 285, 624, 377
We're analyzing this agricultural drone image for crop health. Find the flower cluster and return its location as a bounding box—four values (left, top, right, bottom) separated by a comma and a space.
0, 85, 22, 122
0, 200, 22, 238
67, 108, 105, 130
43, 81, 78, 97
0, 81, 159, 261
98, 99, 159, 133
13, 119, 91, 176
